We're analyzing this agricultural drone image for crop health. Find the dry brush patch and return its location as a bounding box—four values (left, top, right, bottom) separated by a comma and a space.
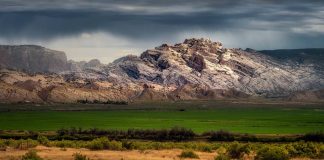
0, 146, 217, 160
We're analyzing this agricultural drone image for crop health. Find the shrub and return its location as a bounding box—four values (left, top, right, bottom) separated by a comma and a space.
200, 145, 213, 152
122, 140, 135, 150
54, 140, 80, 148
206, 130, 235, 141
227, 142, 251, 159
107, 140, 123, 150
0, 139, 6, 151
73, 152, 91, 160
214, 153, 230, 160
169, 127, 196, 141
21, 150, 43, 160
287, 142, 320, 158
255, 146, 289, 160
86, 137, 122, 150
37, 135, 49, 146
319, 145, 324, 158
87, 137, 109, 150
178, 150, 199, 159
216, 146, 227, 154
302, 131, 324, 142
15, 139, 39, 150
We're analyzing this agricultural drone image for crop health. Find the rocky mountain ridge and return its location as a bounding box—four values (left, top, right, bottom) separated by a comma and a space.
0, 38, 323, 103
0, 45, 104, 74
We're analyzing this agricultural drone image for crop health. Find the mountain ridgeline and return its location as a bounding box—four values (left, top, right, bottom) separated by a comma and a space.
0, 38, 323, 103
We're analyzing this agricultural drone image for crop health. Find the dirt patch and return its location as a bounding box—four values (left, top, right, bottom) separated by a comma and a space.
0, 146, 217, 160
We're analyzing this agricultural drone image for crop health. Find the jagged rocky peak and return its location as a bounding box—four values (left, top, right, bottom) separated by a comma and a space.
87, 59, 101, 66
183, 38, 223, 49
139, 38, 226, 72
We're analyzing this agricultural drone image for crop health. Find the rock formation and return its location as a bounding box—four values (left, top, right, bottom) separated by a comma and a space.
0, 45, 68, 73
0, 38, 323, 103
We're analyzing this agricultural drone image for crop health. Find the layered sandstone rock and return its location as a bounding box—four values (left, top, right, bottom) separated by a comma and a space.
0, 38, 323, 103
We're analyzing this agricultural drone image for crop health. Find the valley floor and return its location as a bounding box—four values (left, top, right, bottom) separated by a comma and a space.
0, 101, 324, 134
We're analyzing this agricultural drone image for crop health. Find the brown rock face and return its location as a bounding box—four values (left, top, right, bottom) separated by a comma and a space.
0, 82, 43, 103
137, 84, 167, 101
184, 53, 206, 72
168, 84, 249, 100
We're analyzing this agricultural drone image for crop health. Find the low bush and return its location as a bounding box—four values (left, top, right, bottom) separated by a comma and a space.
122, 140, 135, 150
15, 139, 39, 150
108, 140, 123, 150
86, 137, 122, 150
227, 142, 252, 159
178, 150, 199, 159
319, 145, 324, 159
21, 150, 43, 160
0, 139, 6, 151
73, 152, 91, 160
301, 131, 324, 142
214, 153, 230, 160
56, 127, 195, 141
205, 130, 235, 141
37, 135, 49, 146
255, 146, 289, 160
87, 137, 109, 150
52, 140, 80, 148
287, 142, 320, 158
199, 145, 213, 152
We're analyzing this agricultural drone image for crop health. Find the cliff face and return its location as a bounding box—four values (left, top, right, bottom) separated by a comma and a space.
0, 45, 68, 73
0, 38, 323, 103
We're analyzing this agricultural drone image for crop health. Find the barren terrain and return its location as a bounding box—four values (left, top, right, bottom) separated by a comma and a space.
0, 146, 217, 160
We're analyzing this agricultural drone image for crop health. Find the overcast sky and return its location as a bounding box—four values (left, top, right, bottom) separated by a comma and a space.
1, 0, 324, 63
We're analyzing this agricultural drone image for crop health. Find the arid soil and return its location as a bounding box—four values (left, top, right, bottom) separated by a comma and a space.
0, 146, 217, 160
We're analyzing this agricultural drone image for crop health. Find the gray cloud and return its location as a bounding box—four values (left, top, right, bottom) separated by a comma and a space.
0, 0, 324, 62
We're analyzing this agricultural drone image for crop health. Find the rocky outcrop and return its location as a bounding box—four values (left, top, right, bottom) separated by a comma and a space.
0, 45, 68, 73
68, 59, 103, 72
136, 84, 167, 101
168, 84, 249, 100
107, 38, 324, 98
0, 45, 106, 75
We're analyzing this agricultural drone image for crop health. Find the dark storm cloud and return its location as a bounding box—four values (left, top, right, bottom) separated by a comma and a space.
0, 0, 324, 49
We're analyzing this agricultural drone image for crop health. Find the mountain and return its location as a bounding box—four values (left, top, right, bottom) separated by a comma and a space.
259, 48, 324, 65
0, 38, 323, 103
0, 45, 68, 73
105, 38, 323, 98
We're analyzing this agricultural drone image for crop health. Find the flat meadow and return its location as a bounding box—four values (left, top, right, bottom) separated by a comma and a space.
0, 100, 323, 134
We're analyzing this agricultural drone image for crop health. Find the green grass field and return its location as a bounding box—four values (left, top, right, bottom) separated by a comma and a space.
0, 106, 323, 134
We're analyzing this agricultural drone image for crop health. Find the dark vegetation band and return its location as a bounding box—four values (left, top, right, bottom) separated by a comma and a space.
1, 127, 323, 142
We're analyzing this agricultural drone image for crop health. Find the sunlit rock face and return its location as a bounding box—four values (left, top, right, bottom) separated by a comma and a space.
0, 38, 324, 103
107, 38, 324, 98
